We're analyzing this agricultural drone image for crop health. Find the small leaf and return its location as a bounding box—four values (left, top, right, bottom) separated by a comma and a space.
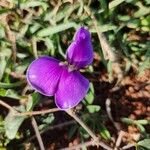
138, 139, 150, 149
84, 83, 95, 105
43, 114, 54, 124
99, 125, 111, 140
5, 89, 20, 99
37, 22, 78, 37
134, 2, 150, 18
86, 105, 100, 113
26, 92, 41, 111
0, 81, 24, 89
0, 57, 8, 81
121, 118, 134, 124
4, 111, 26, 139
85, 91, 94, 105
136, 124, 145, 133
0, 26, 5, 39
109, 0, 125, 9
107, 60, 113, 82
136, 120, 149, 125
20, 1, 48, 10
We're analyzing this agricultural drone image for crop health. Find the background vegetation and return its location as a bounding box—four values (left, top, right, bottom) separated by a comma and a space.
0, 0, 150, 149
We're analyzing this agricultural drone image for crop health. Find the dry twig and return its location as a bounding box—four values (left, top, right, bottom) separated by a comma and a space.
16, 108, 60, 116
106, 98, 120, 131
31, 117, 45, 150
66, 109, 113, 150
84, 6, 123, 82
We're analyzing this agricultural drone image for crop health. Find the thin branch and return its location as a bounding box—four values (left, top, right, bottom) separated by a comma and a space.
0, 99, 17, 112
122, 143, 135, 150
31, 117, 45, 150
114, 131, 125, 150
28, 120, 76, 142
15, 108, 60, 116
0, 99, 60, 117
84, 6, 116, 61
84, 6, 123, 82
4, 17, 17, 62
106, 98, 120, 131
66, 109, 113, 150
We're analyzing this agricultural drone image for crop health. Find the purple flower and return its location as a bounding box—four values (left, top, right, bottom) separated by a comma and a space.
26, 27, 93, 110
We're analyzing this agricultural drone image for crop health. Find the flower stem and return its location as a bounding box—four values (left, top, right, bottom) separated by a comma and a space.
66, 109, 113, 150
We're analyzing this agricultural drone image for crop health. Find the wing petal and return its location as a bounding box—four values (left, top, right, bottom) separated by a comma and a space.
26, 56, 63, 96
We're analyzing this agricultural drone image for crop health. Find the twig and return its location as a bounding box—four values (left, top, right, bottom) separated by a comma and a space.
66, 109, 113, 150
4, 17, 17, 62
84, 6, 116, 61
0, 99, 60, 117
15, 108, 60, 116
114, 131, 125, 150
106, 98, 120, 131
84, 6, 123, 82
28, 120, 76, 141
0, 99, 17, 112
31, 117, 45, 150
121, 143, 135, 150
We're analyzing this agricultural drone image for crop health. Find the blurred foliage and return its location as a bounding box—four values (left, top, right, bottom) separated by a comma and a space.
0, 0, 150, 149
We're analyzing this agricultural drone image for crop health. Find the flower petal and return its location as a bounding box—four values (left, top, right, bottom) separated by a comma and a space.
67, 27, 93, 69
55, 68, 89, 109
26, 56, 63, 96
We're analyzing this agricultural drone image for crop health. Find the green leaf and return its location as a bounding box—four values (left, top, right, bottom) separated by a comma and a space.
136, 120, 149, 125
138, 139, 150, 149
86, 105, 100, 113
26, 92, 41, 111
136, 124, 146, 133
43, 114, 54, 124
29, 22, 41, 34
90, 24, 117, 33
20, 1, 48, 10
84, 83, 95, 105
4, 111, 26, 139
37, 22, 78, 37
99, 125, 111, 140
0, 81, 24, 89
85, 91, 94, 105
107, 60, 113, 82
121, 118, 134, 124
109, 0, 125, 9
134, 2, 150, 18
0, 48, 11, 81
0, 89, 20, 99
0, 26, 5, 39
127, 19, 140, 29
